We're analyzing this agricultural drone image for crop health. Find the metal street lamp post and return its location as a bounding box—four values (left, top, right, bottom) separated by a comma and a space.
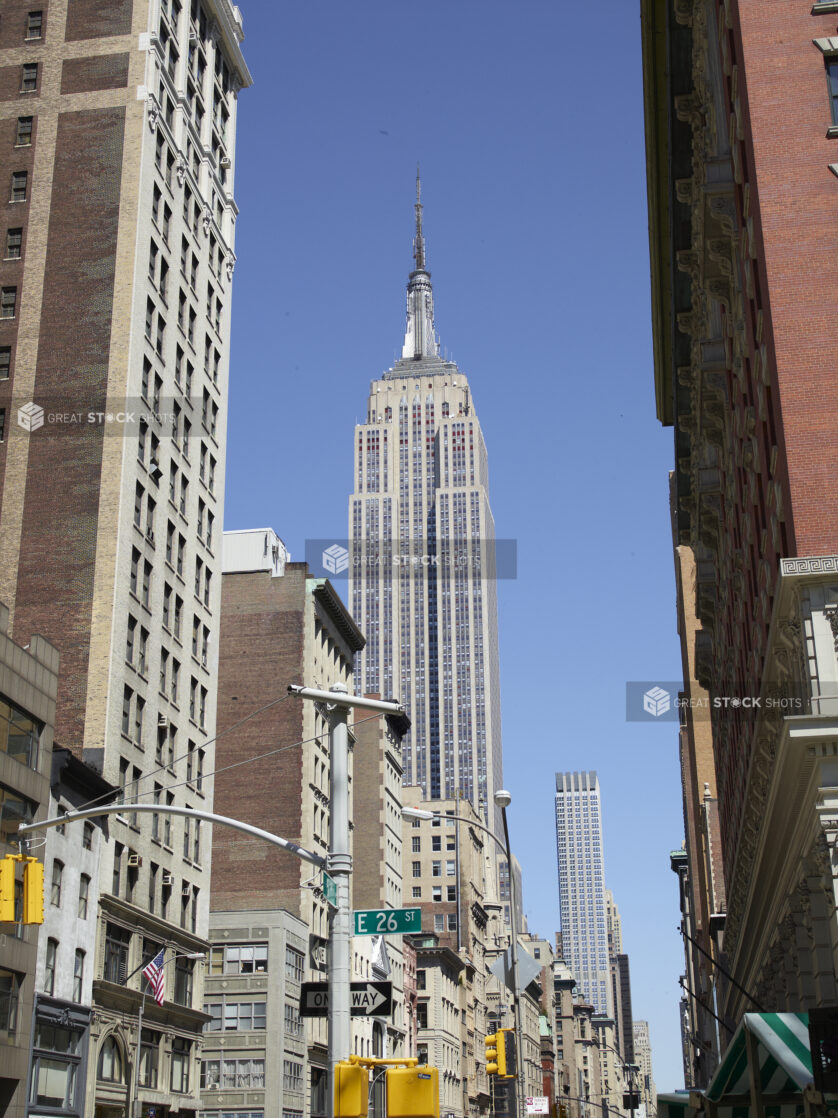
122, 949, 206, 1118
594, 1036, 640, 1118
402, 788, 526, 1117
19, 681, 407, 1118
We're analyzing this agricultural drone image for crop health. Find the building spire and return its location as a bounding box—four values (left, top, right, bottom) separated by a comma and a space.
402, 167, 439, 360
413, 165, 426, 272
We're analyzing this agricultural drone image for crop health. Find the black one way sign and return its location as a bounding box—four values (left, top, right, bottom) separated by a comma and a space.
299, 981, 393, 1018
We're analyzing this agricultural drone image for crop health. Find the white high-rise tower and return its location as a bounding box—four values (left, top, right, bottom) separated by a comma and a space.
348, 176, 503, 818
555, 771, 613, 1015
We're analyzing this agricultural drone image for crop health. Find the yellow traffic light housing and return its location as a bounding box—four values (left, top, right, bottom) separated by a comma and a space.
23, 858, 44, 925
485, 1031, 506, 1076
386, 1065, 439, 1118
0, 857, 15, 922
335, 1061, 369, 1118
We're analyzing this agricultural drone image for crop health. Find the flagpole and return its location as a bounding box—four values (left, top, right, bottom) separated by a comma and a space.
129, 949, 205, 1118
132, 991, 146, 1118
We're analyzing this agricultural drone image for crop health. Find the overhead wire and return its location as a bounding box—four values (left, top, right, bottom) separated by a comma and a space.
69, 693, 384, 813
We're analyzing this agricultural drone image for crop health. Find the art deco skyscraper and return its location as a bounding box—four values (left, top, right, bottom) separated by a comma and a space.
349, 178, 503, 819
555, 771, 612, 1016
0, 3, 249, 1115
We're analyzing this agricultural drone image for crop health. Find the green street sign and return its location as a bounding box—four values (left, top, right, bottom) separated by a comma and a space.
322, 872, 337, 908
353, 907, 421, 936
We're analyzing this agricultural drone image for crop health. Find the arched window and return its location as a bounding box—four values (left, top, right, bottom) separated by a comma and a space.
98, 1035, 124, 1082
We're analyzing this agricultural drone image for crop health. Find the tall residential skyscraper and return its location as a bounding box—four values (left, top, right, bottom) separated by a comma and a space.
348, 178, 502, 819
555, 771, 612, 1016
0, 4, 250, 1115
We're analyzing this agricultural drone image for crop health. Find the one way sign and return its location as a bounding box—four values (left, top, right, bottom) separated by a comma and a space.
299, 981, 393, 1018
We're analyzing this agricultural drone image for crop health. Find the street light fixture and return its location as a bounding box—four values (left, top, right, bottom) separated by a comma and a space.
593, 1036, 640, 1118
401, 791, 526, 1117
125, 949, 206, 1118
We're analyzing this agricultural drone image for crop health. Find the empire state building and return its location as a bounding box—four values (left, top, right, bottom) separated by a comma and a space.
349, 179, 503, 817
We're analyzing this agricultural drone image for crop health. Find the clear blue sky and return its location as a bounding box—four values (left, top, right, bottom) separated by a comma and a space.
224, 0, 687, 1091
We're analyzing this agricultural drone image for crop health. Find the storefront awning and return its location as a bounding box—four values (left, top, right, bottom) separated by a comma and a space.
657, 1014, 823, 1118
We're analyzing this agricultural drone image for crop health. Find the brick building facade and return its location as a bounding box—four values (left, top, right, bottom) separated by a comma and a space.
643, 0, 838, 1034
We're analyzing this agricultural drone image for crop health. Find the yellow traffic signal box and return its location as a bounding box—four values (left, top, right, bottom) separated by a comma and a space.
335, 1061, 369, 1118
0, 857, 15, 922
23, 859, 44, 925
386, 1065, 439, 1118
484, 1031, 506, 1077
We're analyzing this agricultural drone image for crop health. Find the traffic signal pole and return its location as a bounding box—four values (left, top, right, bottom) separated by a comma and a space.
287, 684, 405, 1118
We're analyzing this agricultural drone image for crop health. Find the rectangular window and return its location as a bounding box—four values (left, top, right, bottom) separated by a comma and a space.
103, 923, 130, 983
170, 1037, 191, 1092
15, 116, 32, 146
21, 63, 38, 92
174, 956, 194, 1005
285, 946, 304, 982
44, 939, 57, 995
26, 11, 43, 39
283, 1061, 304, 1092
431, 861, 441, 877
78, 874, 89, 919
139, 1029, 160, 1089
72, 949, 84, 1001
412, 861, 421, 878
5, 229, 22, 260
828, 57, 838, 124
0, 288, 17, 319
0, 409, 4, 443
0, 347, 10, 379
0, 697, 41, 768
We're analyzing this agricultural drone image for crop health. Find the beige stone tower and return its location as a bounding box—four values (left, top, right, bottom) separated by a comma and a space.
0, 3, 250, 1115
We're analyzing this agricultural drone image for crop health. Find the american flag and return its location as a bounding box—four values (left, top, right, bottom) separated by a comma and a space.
142, 949, 166, 1006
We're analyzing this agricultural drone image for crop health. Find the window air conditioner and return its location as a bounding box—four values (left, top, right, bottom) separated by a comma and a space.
127, 854, 142, 868
182, 883, 192, 897
162, 872, 174, 886
158, 714, 168, 728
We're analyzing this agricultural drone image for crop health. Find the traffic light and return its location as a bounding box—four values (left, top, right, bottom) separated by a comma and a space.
485, 1031, 507, 1077
0, 857, 15, 922
23, 858, 44, 925
334, 1061, 369, 1118
500, 1028, 517, 1078
386, 1064, 439, 1118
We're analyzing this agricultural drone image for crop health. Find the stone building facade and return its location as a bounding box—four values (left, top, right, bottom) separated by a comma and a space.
0, 601, 58, 1118
213, 532, 368, 1115
0, 2, 252, 1114
642, 0, 838, 1033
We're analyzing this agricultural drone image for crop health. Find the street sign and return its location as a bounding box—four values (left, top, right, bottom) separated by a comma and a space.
490, 944, 542, 993
299, 980, 393, 1017
526, 1099, 550, 1116
322, 871, 337, 907
353, 907, 421, 935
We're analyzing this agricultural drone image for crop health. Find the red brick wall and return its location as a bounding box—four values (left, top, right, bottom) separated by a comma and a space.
60, 53, 130, 94
211, 564, 310, 916
65, 0, 132, 42
734, 0, 838, 555
12, 107, 125, 752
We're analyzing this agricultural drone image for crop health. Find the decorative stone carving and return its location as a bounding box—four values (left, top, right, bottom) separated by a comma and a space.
202, 207, 212, 235
225, 255, 235, 281
147, 96, 159, 133
176, 154, 186, 187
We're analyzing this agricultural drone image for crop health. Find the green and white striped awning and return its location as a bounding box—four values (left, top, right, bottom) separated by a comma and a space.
708, 1013, 813, 1102
656, 1014, 820, 1118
